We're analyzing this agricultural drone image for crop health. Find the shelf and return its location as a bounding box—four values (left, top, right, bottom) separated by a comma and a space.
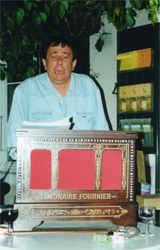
117, 23, 160, 192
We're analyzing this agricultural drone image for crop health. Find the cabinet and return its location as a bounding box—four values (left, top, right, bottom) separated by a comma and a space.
116, 23, 160, 192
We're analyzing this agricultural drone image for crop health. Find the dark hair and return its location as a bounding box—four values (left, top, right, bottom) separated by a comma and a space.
41, 36, 77, 60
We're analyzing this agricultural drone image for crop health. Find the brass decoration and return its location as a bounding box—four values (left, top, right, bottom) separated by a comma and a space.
30, 206, 128, 218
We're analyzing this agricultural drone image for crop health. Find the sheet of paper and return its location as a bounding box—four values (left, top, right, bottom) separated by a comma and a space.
21, 116, 73, 130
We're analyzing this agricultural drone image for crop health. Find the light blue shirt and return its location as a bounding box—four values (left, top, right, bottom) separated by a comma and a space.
7, 72, 109, 149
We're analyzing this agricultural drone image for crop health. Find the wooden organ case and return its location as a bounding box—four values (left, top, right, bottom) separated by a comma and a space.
14, 130, 138, 231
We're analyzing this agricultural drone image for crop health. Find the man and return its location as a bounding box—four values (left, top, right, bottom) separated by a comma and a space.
7, 37, 109, 159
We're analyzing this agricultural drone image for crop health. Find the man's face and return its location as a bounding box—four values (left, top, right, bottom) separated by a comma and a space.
42, 44, 77, 85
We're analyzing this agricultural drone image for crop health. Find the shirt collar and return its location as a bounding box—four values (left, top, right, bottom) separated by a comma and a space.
44, 72, 75, 96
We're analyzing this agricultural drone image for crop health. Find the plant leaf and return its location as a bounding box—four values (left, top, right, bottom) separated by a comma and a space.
59, 0, 69, 18
16, 8, 25, 24
125, 9, 136, 27
95, 36, 104, 52
39, 12, 47, 23
130, 0, 143, 10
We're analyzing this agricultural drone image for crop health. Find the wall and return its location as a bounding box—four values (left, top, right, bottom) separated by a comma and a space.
90, 19, 117, 130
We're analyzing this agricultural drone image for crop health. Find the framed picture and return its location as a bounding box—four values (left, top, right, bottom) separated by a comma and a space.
117, 48, 152, 72
118, 83, 153, 114
119, 117, 154, 150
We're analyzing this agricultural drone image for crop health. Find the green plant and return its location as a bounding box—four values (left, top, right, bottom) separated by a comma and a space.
0, 0, 160, 81
0, 0, 70, 81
